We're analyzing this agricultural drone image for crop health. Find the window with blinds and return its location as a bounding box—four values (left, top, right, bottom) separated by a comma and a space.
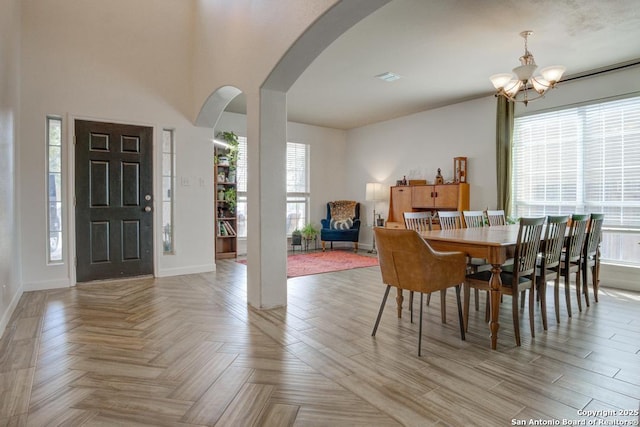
234, 138, 310, 238
512, 95, 640, 266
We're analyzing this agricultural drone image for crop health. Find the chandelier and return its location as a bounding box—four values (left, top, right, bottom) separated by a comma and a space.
490, 31, 565, 105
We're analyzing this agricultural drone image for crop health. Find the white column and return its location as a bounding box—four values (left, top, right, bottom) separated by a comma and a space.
245, 88, 288, 308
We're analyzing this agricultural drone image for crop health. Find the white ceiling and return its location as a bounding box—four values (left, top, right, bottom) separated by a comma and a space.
226, 0, 640, 130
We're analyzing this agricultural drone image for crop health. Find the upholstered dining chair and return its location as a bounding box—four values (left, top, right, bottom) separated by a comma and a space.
464, 217, 545, 346
552, 214, 589, 318
462, 211, 485, 228
371, 228, 467, 356
581, 213, 604, 306
486, 209, 507, 226
535, 215, 569, 328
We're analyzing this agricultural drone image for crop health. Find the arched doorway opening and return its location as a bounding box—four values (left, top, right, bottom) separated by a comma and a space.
196, 0, 391, 309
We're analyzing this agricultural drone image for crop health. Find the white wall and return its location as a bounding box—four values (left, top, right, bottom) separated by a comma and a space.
19, 0, 215, 289
215, 111, 348, 230
191, 0, 337, 120
346, 96, 497, 249
0, 0, 22, 336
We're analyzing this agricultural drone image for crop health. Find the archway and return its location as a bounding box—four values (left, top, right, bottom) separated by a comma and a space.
197, 0, 392, 309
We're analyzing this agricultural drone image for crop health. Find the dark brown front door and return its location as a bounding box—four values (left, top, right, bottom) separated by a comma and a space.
75, 120, 153, 282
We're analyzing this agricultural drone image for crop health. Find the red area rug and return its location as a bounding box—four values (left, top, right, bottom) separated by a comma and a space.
237, 251, 379, 278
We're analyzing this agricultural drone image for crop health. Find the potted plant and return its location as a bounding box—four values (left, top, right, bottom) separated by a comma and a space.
217, 131, 239, 167
224, 187, 236, 214
301, 223, 319, 241
291, 229, 302, 246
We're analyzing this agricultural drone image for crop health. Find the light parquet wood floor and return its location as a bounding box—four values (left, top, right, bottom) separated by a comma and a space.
1, 257, 639, 426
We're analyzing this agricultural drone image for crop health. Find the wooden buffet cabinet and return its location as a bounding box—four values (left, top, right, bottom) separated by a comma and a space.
386, 183, 469, 229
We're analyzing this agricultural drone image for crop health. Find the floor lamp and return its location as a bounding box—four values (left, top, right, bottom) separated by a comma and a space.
365, 182, 383, 254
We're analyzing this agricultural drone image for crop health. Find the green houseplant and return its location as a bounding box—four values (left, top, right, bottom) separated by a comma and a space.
223, 187, 236, 214
217, 131, 239, 170
301, 223, 319, 241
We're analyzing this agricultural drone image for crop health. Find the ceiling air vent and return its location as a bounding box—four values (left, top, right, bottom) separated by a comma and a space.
375, 72, 401, 82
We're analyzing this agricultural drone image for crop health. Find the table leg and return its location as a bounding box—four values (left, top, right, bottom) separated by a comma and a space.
489, 263, 503, 350
396, 289, 403, 318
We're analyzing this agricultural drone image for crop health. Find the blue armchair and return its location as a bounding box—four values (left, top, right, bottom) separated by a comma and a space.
320, 201, 361, 252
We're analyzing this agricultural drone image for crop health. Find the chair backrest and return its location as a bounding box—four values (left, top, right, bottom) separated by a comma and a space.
462, 211, 485, 228
512, 217, 546, 279
566, 214, 589, 263
374, 228, 466, 293
486, 210, 506, 226
326, 201, 360, 220
403, 212, 432, 233
584, 213, 604, 258
541, 215, 569, 270
438, 211, 463, 230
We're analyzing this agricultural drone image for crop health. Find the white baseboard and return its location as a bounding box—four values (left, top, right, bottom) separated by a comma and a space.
600, 263, 640, 292
156, 263, 216, 278
0, 284, 24, 339
24, 278, 72, 292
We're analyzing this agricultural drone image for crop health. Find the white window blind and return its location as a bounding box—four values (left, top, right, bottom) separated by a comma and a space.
234, 138, 309, 238
512, 95, 640, 266
286, 142, 310, 234
287, 142, 308, 193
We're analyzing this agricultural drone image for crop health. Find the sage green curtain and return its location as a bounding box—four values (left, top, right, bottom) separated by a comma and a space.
496, 96, 514, 217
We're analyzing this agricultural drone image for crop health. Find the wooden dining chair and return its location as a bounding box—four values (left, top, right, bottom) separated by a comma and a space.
438, 211, 463, 230
372, 228, 467, 356
486, 209, 507, 226
581, 213, 604, 306
403, 211, 432, 233
461, 210, 490, 315
462, 211, 485, 228
464, 217, 545, 346
535, 215, 569, 328
403, 211, 440, 322
440, 210, 487, 315
552, 214, 589, 318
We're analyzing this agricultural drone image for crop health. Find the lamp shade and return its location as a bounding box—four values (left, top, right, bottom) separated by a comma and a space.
490, 73, 513, 90
540, 65, 566, 83
365, 182, 384, 202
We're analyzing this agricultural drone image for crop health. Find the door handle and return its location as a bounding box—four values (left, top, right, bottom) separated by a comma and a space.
144, 206, 152, 212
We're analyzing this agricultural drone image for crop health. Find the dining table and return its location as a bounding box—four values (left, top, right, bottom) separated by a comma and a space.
420, 224, 522, 350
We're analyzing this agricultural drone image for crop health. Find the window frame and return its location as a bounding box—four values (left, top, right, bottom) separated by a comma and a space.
511, 93, 640, 267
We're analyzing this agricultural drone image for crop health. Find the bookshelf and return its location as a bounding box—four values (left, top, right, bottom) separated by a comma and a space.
215, 147, 237, 259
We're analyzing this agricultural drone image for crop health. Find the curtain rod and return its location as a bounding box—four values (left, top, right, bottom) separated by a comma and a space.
562, 59, 640, 83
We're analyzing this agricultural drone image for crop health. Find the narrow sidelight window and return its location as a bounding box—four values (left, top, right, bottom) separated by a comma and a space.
47, 116, 63, 263
162, 129, 175, 254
